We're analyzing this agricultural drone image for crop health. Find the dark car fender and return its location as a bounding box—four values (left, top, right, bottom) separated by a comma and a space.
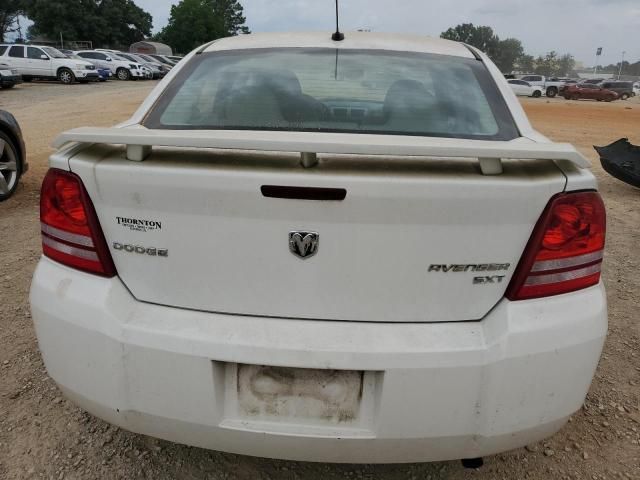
0, 109, 27, 173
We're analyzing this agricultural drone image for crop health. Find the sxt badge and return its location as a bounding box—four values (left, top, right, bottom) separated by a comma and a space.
473, 276, 505, 284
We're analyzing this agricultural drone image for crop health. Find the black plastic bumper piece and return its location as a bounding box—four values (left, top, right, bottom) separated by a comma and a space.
461, 457, 484, 469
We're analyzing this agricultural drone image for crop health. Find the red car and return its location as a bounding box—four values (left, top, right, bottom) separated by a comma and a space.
563, 84, 618, 101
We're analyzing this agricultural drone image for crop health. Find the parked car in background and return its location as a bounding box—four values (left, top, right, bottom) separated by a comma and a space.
0, 61, 22, 89
0, 109, 26, 201
93, 49, 154, 80
32, 32, 607, 465
518, 75, 566, 97
64, 52, 111, 81
116, 52, 166, 79
634, 82, 640, 97
95, 66, 112, 81
94, 49, 159, 79
599, 81, 634, 100
136, 53, 173, 72
563, 83, 618, 101
558, 79, 578, 95
0, 44, 98, 84
581, 78, 606, 85
140, 65, 154, 79
507, 79, 543, 97
74, 50, 146, 81
167, 55, 184, 63
148, 53, 177, 67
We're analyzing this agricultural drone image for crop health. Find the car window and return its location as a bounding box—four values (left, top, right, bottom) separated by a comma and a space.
151, 55, 173, 65
40, 47, 66, 58
94, 52, 107, 60
27, 47, 46, 59
146, 48, 520, 141
9, 46, 24, 58
0, 46, 7, 56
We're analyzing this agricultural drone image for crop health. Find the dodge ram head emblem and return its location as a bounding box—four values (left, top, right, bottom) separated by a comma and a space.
289, 231, 319, 259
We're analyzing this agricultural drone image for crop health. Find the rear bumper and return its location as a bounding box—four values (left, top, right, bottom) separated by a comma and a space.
30, 257, 607, 463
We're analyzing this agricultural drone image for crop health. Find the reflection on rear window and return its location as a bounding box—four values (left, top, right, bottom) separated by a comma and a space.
145, 48, 519, 141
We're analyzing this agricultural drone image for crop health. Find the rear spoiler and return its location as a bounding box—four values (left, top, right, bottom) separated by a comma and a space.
53, 127, 590, 175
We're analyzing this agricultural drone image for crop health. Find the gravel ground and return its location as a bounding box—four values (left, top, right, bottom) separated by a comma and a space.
0, 82, 639, 479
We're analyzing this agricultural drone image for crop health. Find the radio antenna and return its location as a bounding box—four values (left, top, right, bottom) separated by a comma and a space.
331, 0, 344, 41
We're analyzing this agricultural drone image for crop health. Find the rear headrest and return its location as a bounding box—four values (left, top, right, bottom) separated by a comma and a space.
383, 80, 432, 116
222, 84, 285, 126
269, 69, 302, 94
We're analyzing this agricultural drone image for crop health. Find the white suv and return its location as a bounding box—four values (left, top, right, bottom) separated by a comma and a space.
74, 50, 146, 81
0, 44, 98, 84
0, 60, 21, 89
31, 32, 607, 465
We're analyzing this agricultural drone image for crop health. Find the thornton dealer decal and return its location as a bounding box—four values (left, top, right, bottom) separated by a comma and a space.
116, 216, 162, 233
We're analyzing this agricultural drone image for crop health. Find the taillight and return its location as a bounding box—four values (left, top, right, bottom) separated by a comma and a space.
40, 169, 116, 277
506, 191, 606, 300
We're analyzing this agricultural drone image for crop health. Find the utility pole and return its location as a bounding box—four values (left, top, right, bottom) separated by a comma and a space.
16, 16, 23, 43
618, 51, 626, 80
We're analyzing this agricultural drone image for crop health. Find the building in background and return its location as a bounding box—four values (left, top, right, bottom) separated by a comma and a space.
129, 41, 172, 56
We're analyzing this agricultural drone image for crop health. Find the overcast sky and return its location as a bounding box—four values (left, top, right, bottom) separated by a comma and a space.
9, 0, 630, 66
133, 0, 639, 66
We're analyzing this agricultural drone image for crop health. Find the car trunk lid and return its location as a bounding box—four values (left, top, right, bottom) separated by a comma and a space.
68, 143, 568, 322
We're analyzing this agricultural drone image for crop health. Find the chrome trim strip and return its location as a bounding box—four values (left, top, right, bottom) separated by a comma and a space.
41, 223, 94, 247
42, 236, 99, 261
531, 250, 604, 272
525, 263, 601, 286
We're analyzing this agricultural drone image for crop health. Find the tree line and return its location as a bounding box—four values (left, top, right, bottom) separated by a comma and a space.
441, 23, 577, 77
0, 0, 249, 52
154, 0, 250, 54
595, 61, 640, 77
1, 0, 153, 48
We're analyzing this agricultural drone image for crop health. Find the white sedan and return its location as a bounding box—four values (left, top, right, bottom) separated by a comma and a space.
31, 32, 605, 465
508, 79, 544, 97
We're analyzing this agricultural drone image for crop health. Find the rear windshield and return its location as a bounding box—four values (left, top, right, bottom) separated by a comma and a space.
145, 48, 519, 141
